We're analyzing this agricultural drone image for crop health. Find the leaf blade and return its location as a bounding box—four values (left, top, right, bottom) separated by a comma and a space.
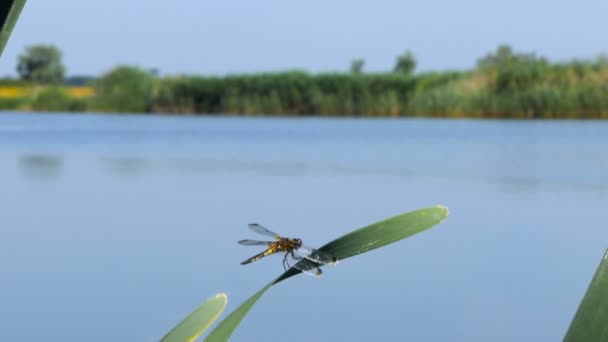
563, 248, 608, 342
202, 283, 272, 342
0, 0, 26, 57
275, 205, 449, 284
161, 293, 228, 342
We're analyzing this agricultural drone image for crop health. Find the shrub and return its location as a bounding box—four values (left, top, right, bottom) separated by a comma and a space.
92, 65, 154, 113
29, 87, 91, 112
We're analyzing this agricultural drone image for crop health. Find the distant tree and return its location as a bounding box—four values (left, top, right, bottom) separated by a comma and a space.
477, 44, 514, 68
476, 45, 550, 96
596, 54, 608, 67
350, 59, 365, 74
17, 44, 65, 84
393, 50, 416, 75
477, 44, 543, 69
92, 65, 154, 113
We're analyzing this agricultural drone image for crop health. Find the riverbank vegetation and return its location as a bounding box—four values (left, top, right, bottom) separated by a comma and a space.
1, 44, 608, 118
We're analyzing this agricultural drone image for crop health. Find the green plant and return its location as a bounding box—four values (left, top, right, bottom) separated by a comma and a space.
350, 59, 365, 74
563, 249, 608, 341
394, 50, 417, 75
30, 86, 72, 111
161, 293, 228, 342
0, 0, 26, 58
92, 65, 154, 113
17, 44, 66, 84
0, 96, 28, 109
160, 206, 448, 341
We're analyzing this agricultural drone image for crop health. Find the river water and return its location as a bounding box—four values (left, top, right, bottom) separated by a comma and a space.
1, 112, 607, 341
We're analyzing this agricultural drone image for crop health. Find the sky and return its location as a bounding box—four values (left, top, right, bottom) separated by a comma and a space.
1, 0, 607, 77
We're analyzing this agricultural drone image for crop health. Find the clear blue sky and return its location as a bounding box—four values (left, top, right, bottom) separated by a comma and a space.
1, 0, 607, 77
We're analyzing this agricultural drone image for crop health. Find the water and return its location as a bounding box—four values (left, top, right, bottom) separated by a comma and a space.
1, 112, 607, 341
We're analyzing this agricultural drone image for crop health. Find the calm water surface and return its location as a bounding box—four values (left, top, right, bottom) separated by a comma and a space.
1, 112, 607, 341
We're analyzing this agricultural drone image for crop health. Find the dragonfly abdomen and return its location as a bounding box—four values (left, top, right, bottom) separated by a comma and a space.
240, 246, 279, 265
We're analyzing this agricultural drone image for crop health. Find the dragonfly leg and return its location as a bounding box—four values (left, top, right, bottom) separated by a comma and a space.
282, 253, 290, 270
291, 250, 303, 261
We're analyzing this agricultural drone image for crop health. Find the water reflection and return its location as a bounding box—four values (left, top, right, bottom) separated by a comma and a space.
99, 156, 606, 194
101, 157, 151, 177
19, 155, 63, 180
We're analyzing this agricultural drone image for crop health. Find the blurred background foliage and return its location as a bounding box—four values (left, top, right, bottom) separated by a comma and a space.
90, 65, 154, 113
1, 43, 608, 118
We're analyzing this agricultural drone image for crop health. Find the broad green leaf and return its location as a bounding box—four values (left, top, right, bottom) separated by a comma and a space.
203, 205, 449, 342
0, 0, 26, 57
563, 248, 608, 342
161, 293, 228, 342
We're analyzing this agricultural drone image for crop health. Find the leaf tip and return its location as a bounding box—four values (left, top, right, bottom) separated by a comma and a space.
434, 205, 449, 222
214, 293, 228, 305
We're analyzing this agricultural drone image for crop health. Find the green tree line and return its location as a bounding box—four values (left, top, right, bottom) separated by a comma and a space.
4, 44, 608, 118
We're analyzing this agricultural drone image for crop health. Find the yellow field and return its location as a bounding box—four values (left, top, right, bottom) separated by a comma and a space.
0, 86, 28, 98
0, 85, 95, 98
65, 86, 94, 98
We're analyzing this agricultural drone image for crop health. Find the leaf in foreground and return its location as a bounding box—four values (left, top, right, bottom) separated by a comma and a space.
203, 205, 449, 342
0, 0, 27, 57
563, 248, 608, 342
161, 293, 228, 342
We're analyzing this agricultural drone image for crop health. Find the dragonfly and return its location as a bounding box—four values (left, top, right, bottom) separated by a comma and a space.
238, 223, 338, 277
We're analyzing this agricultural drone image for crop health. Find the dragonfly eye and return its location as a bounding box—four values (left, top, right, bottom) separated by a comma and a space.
295, 238, 302, 246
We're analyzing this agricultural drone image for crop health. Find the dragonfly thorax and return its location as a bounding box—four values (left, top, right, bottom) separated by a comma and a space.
279, 237, 302, 251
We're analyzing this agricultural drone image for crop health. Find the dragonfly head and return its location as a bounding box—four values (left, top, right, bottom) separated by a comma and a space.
293, 238, 303, 248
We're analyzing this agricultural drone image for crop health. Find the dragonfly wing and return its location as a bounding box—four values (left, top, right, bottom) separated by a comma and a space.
295, 244, 339, 266
288, 254, 323, 277
238, 239, 272, 246
248, 223, 281, 238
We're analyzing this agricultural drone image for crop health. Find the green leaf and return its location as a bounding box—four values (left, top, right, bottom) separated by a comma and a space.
161, 293, 228, 342
203, 205, 449, 342
563, 248, 608, 342
0, 0, 26, 57
203, 284, 273, 342
274, 205, 449, 284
